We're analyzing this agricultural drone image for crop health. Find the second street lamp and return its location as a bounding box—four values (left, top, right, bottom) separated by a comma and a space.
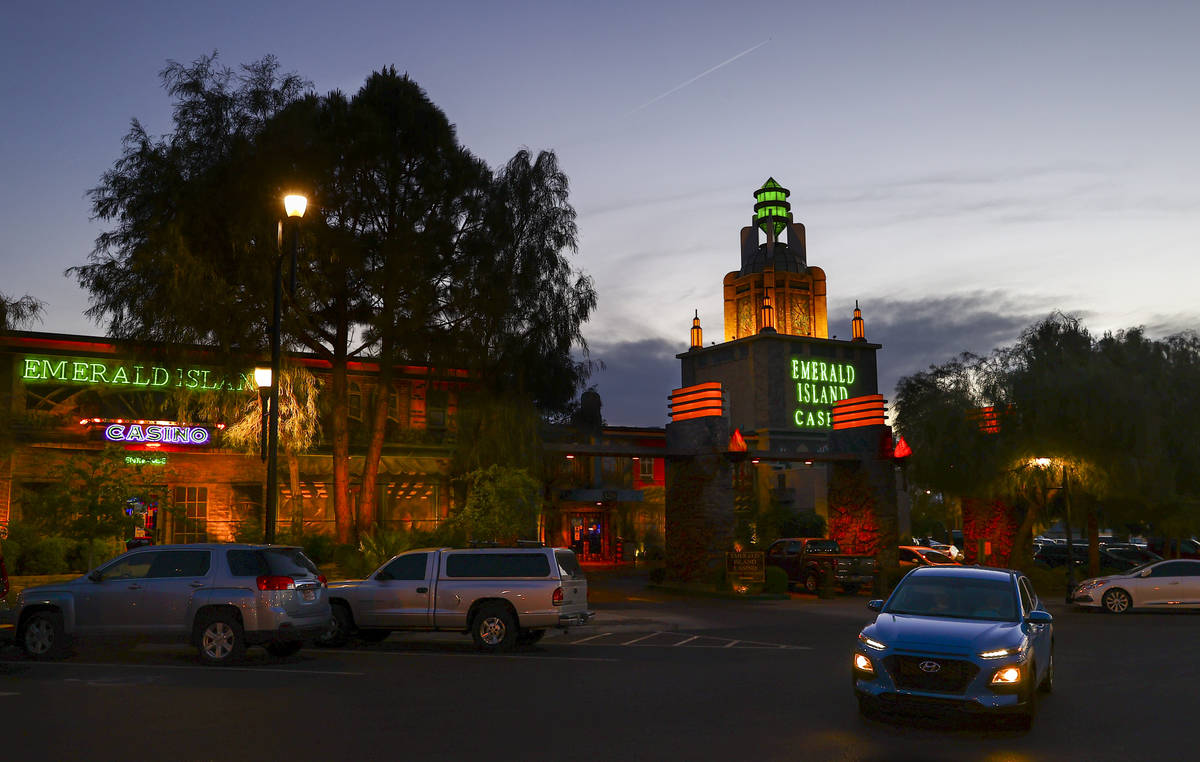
265, 194, 306, 544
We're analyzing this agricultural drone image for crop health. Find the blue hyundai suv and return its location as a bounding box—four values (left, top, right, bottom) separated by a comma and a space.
853, 566, 1053, 728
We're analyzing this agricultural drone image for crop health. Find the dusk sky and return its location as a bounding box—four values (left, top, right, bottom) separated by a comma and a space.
3, 1, 1198, 425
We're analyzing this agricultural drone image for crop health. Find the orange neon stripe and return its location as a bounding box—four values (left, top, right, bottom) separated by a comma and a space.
670, 382, 723, 397
668, 393, 724, 408
670, 400, 724, 415
671, 409, 723, 422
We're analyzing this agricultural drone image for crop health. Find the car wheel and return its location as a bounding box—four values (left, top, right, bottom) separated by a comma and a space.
1102, 588, 1132, 614
516, 628, 546, 646
21, 611, 67, 660
803, 572, 819, 594
357, 629, 390, 644
472, 603, 517, 653
264, 640, 303, 658
315, 603, 352, 648
1038, 646, 1054, 694
196, 612, 246, 665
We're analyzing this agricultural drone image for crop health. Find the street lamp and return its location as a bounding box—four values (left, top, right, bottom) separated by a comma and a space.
264, 194, 306, 544
254, 366, 271, 462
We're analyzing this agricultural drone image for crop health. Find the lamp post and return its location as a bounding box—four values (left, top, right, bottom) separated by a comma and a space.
264, 194, 306, 544
254, 367, 271, 462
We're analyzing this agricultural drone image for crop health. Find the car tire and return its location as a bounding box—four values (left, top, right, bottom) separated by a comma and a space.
21, 611, 67, 660
315, 603, 352, 648
264, 640, 303, 658
472, 603, 517, 653
803, 572, 819, 594
1102, 588, 1132, 614
357, 629, 390, 644
196, 612, 246, 665
1038, 646, 1054, 694
516, 628, 546, 646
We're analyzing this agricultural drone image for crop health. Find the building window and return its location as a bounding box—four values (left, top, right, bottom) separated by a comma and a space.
349, 383, 362, 420
172, 486, 208, 544
427, 390, 448, 430
639, 457, 654, 481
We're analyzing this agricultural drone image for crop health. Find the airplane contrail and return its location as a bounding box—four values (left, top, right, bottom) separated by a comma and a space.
629, 38, 771, 115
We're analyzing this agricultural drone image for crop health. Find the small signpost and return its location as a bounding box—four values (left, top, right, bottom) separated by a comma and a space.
726, 551, 764, 593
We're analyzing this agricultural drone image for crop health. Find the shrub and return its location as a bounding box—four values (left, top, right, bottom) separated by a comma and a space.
648, 566, 666, 585
24, 536, 74, 575
68, 538, 123, 572
301, 533, 336, 566
763, 565, 789, 594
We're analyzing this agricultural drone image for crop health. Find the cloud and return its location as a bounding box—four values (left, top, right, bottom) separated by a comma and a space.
585, 336, 682, 427
834, 293, 1060, 401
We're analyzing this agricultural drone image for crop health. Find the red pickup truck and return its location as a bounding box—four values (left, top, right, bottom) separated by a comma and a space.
764, 537, 877, 594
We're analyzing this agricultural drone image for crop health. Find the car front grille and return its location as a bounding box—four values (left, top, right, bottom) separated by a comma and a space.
885, 655, 979, 694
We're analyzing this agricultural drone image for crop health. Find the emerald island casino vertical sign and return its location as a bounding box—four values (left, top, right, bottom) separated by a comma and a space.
791, 358, 855, 429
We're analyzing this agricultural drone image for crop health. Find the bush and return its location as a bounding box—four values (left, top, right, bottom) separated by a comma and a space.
763, 565, 789, 594
301, 533, 336, 566
23, 536, 74, 575
68, 538, 123, 572
647, 566, 666, 585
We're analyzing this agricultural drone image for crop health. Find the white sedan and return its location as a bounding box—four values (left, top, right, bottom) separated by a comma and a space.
1072, 559, 1200, 613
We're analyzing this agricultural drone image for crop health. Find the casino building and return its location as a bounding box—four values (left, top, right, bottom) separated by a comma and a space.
0, 179, 895, 571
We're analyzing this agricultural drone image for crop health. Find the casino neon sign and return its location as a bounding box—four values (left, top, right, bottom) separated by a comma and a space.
105, 423, 211, 446
791, 358, 856, 428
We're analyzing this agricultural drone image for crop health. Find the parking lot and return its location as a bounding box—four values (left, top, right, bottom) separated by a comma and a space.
3, 582, 1199, 761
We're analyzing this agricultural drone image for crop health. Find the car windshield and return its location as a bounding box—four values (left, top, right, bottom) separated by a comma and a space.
885, 577, 1018, 621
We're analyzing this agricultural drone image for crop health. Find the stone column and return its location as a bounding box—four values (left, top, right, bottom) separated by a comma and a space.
664, 415, 734, 583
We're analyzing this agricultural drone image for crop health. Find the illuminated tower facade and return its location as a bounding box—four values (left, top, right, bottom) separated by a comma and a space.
722, 179, 828, 341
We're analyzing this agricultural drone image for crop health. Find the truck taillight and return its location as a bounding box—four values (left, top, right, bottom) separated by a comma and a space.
552, 586, 564, 605
256, 575, 295, 591
318, 574, 327, 586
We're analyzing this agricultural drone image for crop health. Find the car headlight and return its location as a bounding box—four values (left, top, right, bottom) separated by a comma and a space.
853, 653, 875, 673
990, 666, 1022, 685
858, 632, 886, 651
979, 639, 1028, 659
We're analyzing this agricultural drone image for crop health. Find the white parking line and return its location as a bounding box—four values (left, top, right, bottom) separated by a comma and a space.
24, 662, 363, 677
307, 648, 618, 663
673, 636, 699, 646
572, 632, 614, 644
0, 692, 19, 697
620, 633, 660, 646
722, 640, 740, 648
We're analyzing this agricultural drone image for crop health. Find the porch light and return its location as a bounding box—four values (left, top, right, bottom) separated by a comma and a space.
254, 366, 272, 389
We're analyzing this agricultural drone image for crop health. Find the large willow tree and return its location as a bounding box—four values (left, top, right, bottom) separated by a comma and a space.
895, 312, 1200, 572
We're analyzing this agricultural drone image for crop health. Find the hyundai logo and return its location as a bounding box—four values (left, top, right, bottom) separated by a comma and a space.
919, 660, 942, 673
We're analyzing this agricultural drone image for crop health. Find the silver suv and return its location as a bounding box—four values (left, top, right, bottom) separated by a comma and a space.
15, 543, 330, 665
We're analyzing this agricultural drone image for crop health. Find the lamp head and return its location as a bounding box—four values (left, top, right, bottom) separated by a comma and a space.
284, 194, 307, 218
254, 367, 273, 389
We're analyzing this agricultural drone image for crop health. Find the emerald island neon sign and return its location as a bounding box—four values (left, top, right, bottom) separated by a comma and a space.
791, 358, 856, 428
21, 355, 242, 391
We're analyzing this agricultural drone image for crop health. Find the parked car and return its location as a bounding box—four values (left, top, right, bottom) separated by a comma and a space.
1033, 544, 1088, 568
918, 537, 964, 562
1, 547, 11, 643
318, 546, 592, 652
1071, 559, 1200, 613
853, 566, 1054, 729
1146, 538, 1200, 559
14, 543, 329, 664
764, 538, 876, 594
898, 546, 958, 574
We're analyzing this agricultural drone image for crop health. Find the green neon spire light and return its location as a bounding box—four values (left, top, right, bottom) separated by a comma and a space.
753, 177, 792, 237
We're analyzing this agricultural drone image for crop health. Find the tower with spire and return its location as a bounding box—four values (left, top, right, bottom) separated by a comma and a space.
722, 178, 828, 342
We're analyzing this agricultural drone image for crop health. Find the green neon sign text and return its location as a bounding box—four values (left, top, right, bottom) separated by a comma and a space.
21, 355, 243, 392
790, 358, 856, 429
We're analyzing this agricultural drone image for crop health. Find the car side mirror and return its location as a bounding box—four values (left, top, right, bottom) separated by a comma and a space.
375, 572, 391, 581
1026, 610, 1053, 624
867, 599, 884, 612
88, 570, 103, 582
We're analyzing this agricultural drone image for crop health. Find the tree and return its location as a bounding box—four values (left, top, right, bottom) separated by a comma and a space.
22, 446, 148, 568
0, 293, 45, 331
449, 465, 541, 544
73, 55, 596, 544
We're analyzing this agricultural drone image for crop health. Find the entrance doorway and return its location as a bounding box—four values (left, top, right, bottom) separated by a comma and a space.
569, 512, 608, 562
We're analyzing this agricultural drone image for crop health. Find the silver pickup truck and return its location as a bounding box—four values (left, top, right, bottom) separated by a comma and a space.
318, 546, 593, 652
